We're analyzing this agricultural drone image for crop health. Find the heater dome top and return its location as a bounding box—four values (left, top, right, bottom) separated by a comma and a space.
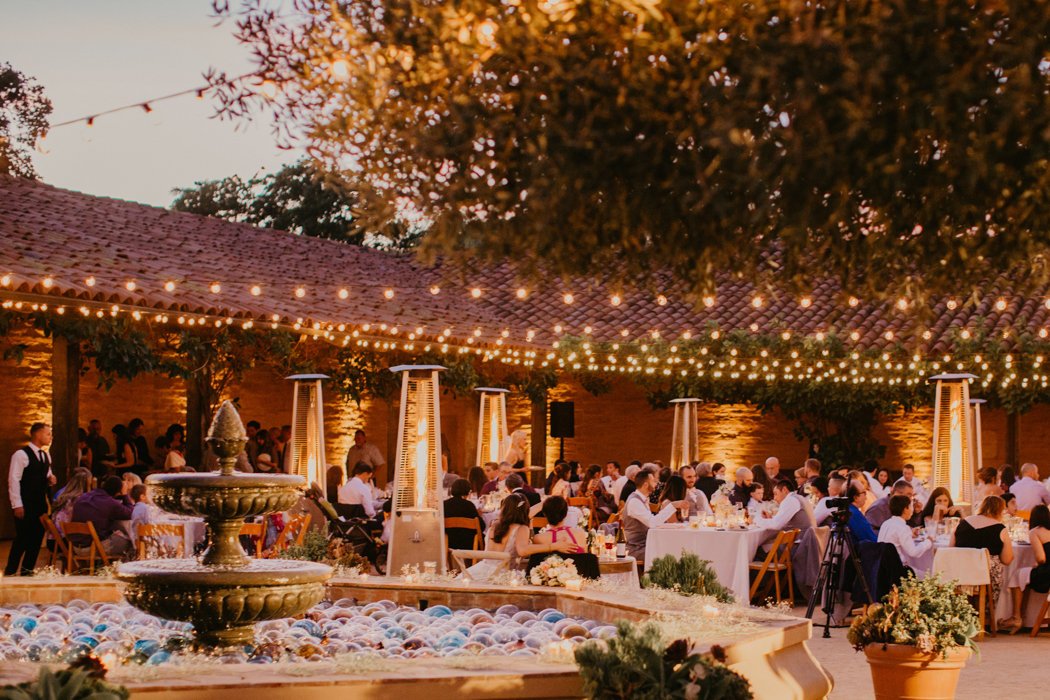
285, 374, 330, 381
389, 364, 446, 373
475, 387, 510, 393
669, 397, 702, 403
927, 372, 977, 384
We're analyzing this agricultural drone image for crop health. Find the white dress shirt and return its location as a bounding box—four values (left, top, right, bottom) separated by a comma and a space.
338, 476, 377, 517
686, 487, 713, 516
624, 491, 676, 527
1010, 477, 1050, 512
130, 501, 158, 543
878, 515, 933, 574
756, 493, 803, 531
814, 497, 834, 525
864, 472, 887, 500
901, 477, 929, 506
611, 475, 630, 503
8, 444, 54, 509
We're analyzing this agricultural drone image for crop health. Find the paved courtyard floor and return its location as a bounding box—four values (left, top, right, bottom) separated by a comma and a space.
793, 606, 1049, 699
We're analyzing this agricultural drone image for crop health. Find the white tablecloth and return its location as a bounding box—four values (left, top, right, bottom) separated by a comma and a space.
644, 525, 770, 602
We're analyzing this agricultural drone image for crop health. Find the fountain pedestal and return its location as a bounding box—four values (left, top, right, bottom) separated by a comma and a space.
116, 401, 332, 648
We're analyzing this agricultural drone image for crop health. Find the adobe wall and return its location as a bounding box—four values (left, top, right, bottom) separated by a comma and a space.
4, 326, 1050, 537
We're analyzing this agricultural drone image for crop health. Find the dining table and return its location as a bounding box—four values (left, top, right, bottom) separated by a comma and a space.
644, 523, 771, 602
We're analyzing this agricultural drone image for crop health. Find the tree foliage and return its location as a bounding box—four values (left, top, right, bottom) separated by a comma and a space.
212, 0, 1050, 306
0, 62, 52, 179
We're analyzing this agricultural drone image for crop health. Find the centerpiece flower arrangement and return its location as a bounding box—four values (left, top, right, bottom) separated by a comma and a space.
530, 555, 579, 587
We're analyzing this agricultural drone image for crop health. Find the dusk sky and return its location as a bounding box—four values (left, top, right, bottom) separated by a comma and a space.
3, 1, 296, 207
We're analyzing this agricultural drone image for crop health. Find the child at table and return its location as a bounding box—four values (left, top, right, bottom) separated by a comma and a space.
129, 483, 157, 546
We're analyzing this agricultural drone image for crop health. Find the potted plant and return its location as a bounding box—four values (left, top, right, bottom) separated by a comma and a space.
848, 573, 979, 700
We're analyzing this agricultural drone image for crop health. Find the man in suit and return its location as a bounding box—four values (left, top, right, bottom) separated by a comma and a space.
506, 473, 540, 507
5, 422, 56, 576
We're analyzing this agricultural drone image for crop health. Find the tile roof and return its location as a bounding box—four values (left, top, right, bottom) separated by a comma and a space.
0, 174, 1045, 356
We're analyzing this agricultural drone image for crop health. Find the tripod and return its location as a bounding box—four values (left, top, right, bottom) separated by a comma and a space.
805, 509, 874, 638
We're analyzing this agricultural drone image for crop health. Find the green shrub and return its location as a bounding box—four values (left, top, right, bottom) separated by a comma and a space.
574, 621, 752, 700
642, 552, 734, 603
276, 529, 329, 562
1, 665, 129, 700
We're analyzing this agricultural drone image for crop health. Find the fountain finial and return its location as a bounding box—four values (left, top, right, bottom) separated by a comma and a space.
206, 400, 248, 476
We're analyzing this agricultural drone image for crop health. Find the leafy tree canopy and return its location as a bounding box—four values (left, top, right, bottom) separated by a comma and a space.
210, 0, 1050, 306
0, 62, 52, 178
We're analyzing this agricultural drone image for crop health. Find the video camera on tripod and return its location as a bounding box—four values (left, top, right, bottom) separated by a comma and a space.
805, 493, 874, 637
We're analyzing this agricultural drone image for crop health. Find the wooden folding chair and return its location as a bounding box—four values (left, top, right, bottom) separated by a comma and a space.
40, 514, 70, 572
266, 513, 311, 557
445, 517, 484, 571
749, 528, 800, 604
136, 523, 186, 559
63, 521, 110, 575
450, 549, 510, 575
530, 516, 549, 531
649, 502, 661, 514
567, 497, 590, 508
1031, 592, 1050, 637
239, 522, 265, 557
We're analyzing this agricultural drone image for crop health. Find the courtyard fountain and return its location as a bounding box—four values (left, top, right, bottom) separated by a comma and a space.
115, 401, 332, 647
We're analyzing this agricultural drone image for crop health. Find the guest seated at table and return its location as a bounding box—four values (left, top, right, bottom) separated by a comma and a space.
129, 483, 157, 545
547, 462, 572, 499
649, 465, 673, 505
755, 479, 817, 539
444, 478, 486, 550
70, 475, 133, 557
874, 467, 893, 496
326, 465, 344, 504
615, 463, 643, 505
467, 465, 488, 499
751, 465, 775, 503
746, 483, 766, 513
877, 495, 933, 576
975, 466, 1003, 505
1009, 463, 1050, 512
1000, 464, 1018, 493
480, 461, 512, 495
692, 462, 722, 501
899, 463, 928, 506
814, 475, 847, 526
678, 465, 713, 516
51, 468, 94, 536
506, 473, 540, 507
920, 486, 963, 526
622, 468, 689, 563
848, 470, 876, 512
728, 467, 754, 507
846, 485, 878, 545
579, 464, 602, 498
1003, 492, 1018, 516
532, 496, 586, 553
467, 494, 577, 578
952, 495, 1014, 621
807, 476, 829, 502
581, 466, 617, 521
793, 467, 808, 490
338, 462, 380, 518
1001, 504, 1050, 633
658, 475, 690, 521
866, 480, 920, 531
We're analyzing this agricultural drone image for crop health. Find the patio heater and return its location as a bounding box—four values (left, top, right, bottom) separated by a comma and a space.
970, 398, 986, 474
387, 365, 446, 575
929, 374, 977, 508
287, 374, 328, 492
669, 398, 702, 470
475, 387, 510, 466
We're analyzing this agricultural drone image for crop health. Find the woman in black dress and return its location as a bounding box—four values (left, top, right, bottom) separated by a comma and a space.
951, 495, 1014, 629
1001, 505, 1050, 633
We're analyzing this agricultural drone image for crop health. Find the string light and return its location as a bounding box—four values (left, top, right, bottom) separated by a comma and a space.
125, 281, 136, 292
515, 287, 528, 299
164, 281, 176, 292
209, 282, 221, 294
295, 286, 306, 298
429, 285, 441, 295
562, 292, 574, 304
610, 294, 622, 306
383, 288, 395, 299
42, 277, 54, 289
470, 287, 483, 298
0, 275, 9, 286
85, 276, 95, 287
250, 285, 262, 296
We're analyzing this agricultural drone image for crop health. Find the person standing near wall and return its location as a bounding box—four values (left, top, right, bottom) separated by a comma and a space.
4, 422, 56, 576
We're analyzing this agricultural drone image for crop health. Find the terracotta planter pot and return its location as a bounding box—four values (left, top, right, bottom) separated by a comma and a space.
863, 643, 972, 700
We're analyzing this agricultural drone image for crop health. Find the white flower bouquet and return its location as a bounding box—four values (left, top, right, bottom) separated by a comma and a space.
711, 482, 734, 506
529, 555, 579, 587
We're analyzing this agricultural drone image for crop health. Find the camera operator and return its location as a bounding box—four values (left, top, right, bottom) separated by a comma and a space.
814, 474, 847, 525
845, 485, 878, 544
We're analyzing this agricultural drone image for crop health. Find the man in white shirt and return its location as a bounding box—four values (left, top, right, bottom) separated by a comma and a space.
756, 479, 816, 547
1010, 463, 1050, 512
877, 494, 934, 576
600, 461, 621, 491
678, 464, 713, 516
344, 430, 387, 483
338, 462, 380, 518
621, 468, 689, 562
814, 475, 847, 525
5, 422, 56, 576
899, 463, 928, 507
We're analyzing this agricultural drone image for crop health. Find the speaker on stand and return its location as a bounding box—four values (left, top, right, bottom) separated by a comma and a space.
549, 401, 575, 461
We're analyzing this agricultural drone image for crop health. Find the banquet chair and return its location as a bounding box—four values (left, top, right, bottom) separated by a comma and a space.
749, 528, 800, 604
136, 523, 186, 559
932, 547, 996, 637
267, 513, 311, 556
1015, 510, 1031, 521
239, 522, 265, 557
531, 516, 549, 531
567, 496, 590, 508
445, 517, 483, 571
450, 549, 510, 574
39, 514, 70, 572
1030, 592, 1050, 637
63, 521, 110, 575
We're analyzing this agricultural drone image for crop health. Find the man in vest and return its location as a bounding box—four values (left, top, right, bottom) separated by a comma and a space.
754, 478, 817, 552
621, 467, 689, 564
5, 422, 56, 576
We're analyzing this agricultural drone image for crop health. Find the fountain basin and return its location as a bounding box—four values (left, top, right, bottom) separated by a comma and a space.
116, 559, 332, 648
146, 472, 305, 520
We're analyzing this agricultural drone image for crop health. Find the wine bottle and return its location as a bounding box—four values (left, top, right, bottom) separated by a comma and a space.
615, 523, 626, 558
